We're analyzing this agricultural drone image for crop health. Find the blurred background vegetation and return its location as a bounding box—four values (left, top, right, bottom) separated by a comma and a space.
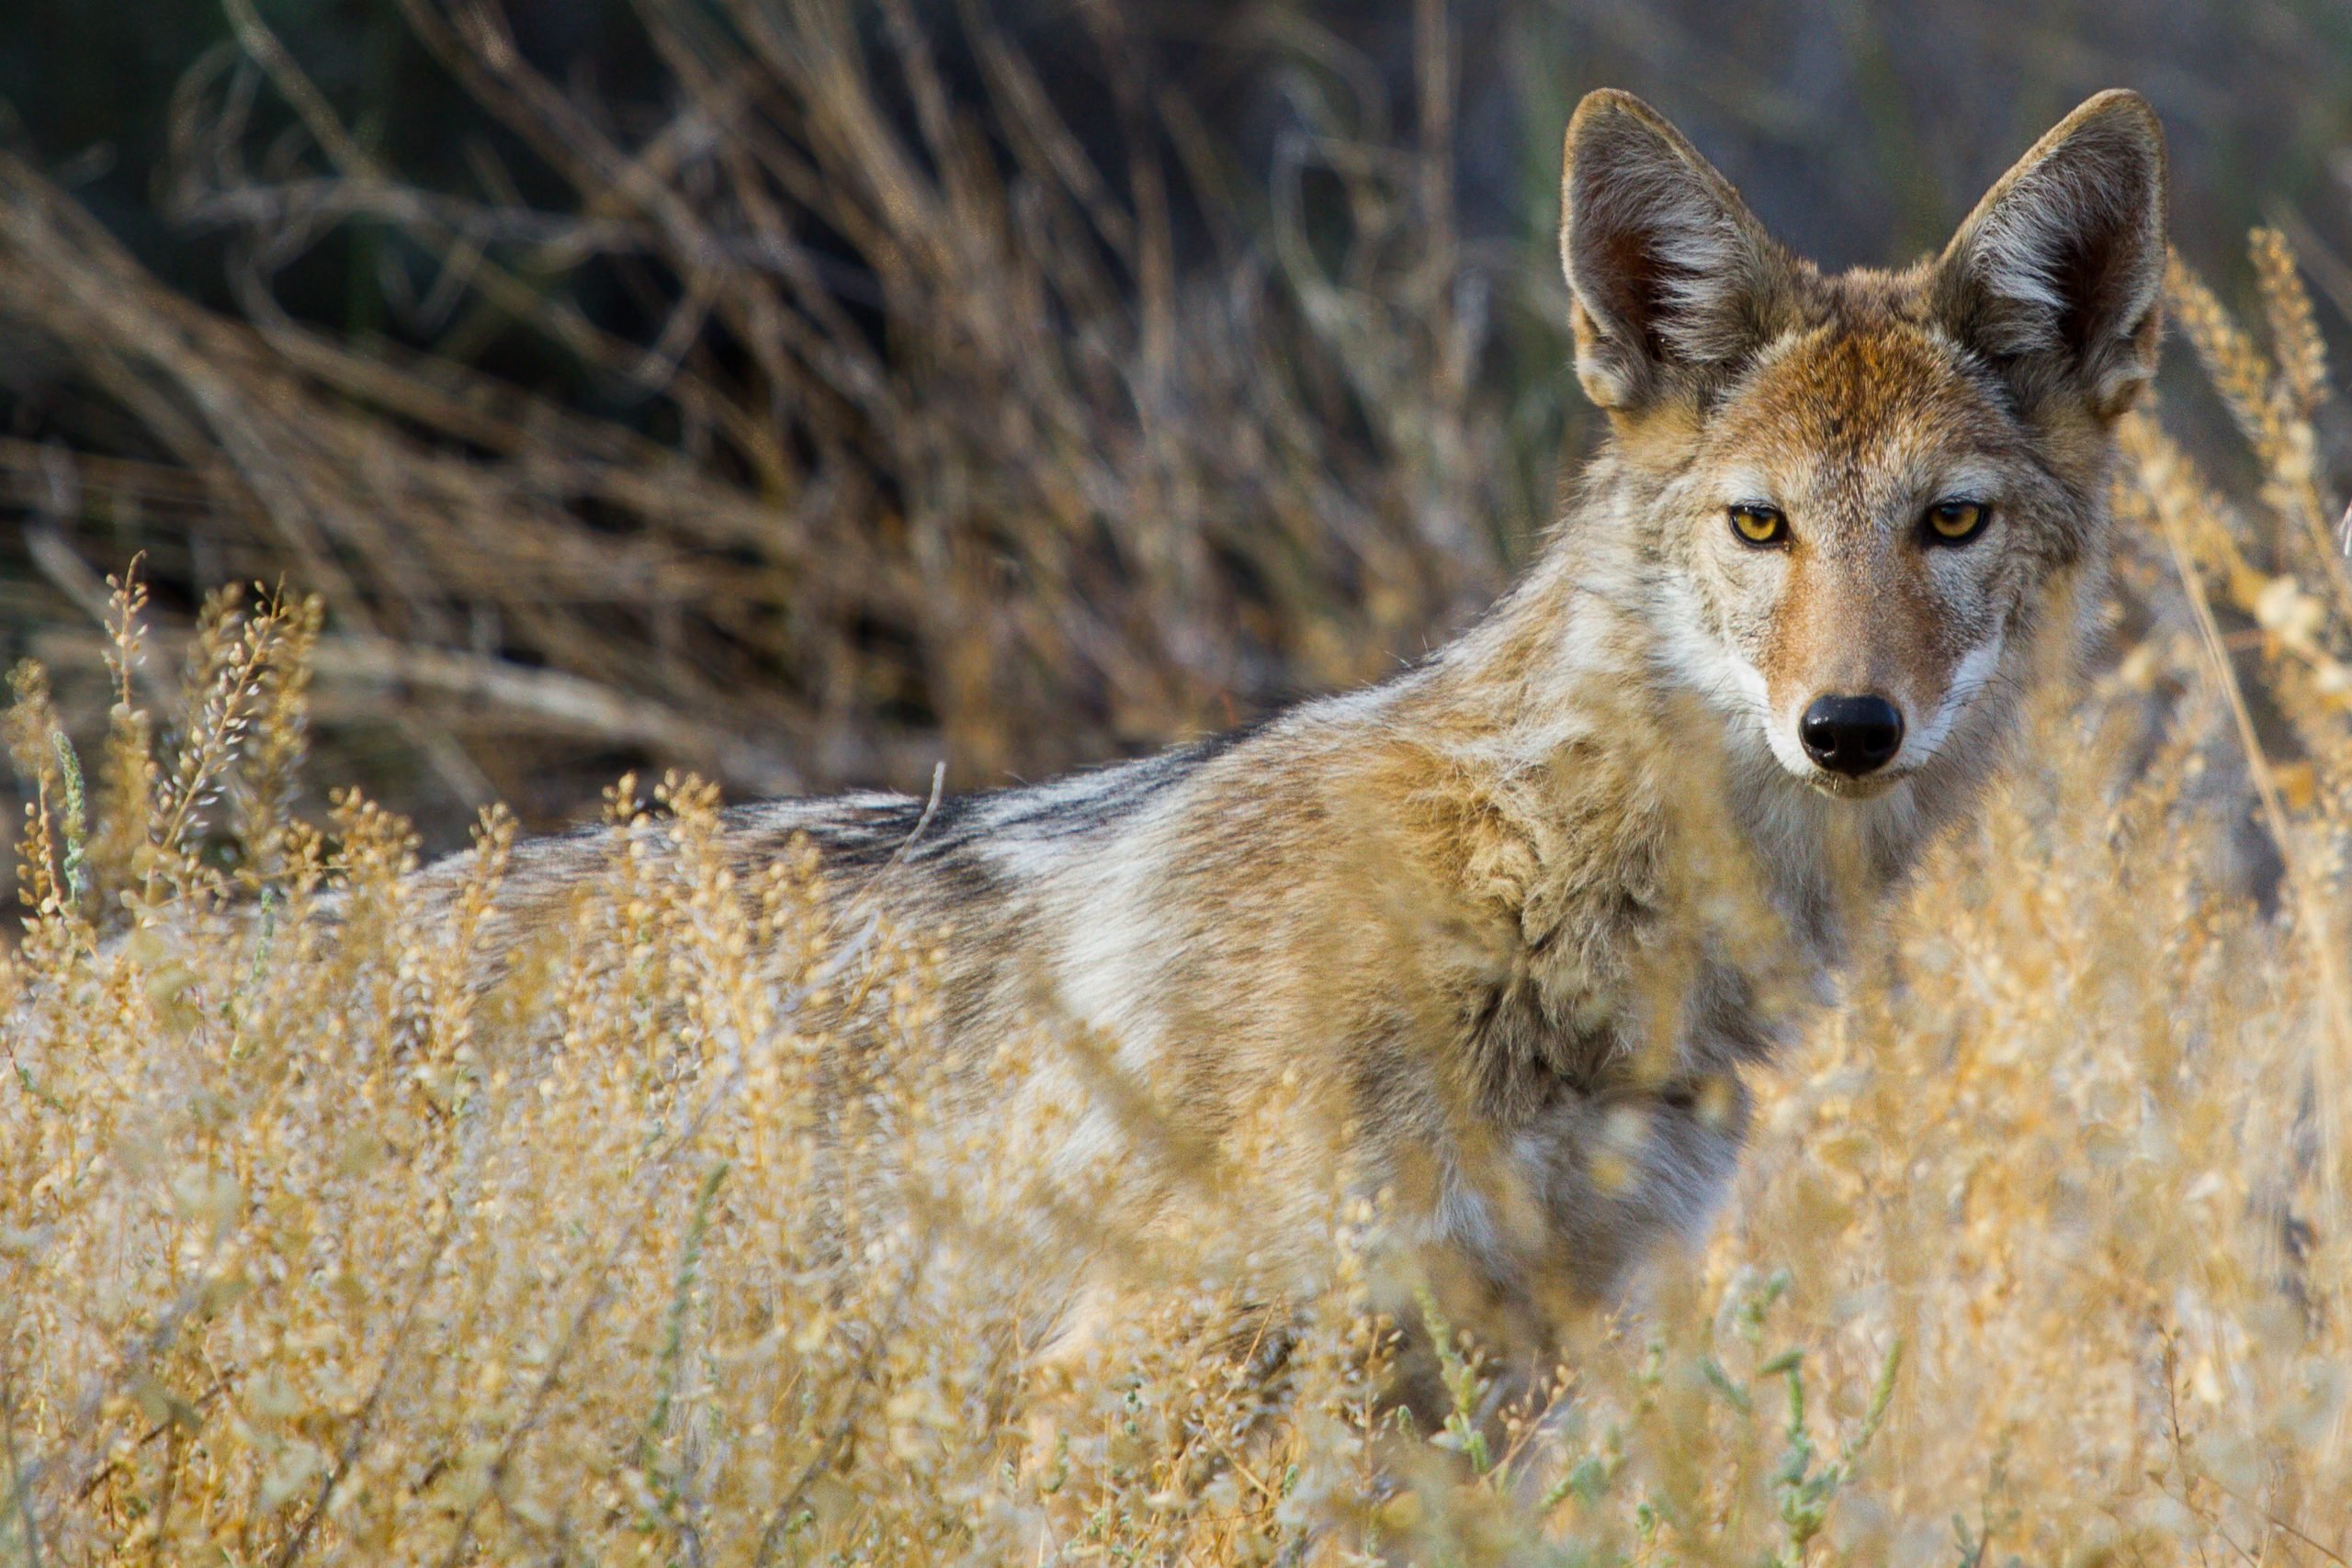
4, 0, 2350, 852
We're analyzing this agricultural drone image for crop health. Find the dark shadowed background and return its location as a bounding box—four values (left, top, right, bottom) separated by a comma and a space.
4, 0, 2349, 852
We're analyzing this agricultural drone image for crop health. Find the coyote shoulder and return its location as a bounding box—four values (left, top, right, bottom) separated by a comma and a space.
428, 89, 2166, 1349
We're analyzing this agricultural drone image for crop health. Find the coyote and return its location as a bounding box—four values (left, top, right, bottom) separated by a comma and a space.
431, 89, 2166, 1359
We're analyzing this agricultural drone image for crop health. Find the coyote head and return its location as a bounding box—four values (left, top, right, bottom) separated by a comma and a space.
1561, 90, 2165, 796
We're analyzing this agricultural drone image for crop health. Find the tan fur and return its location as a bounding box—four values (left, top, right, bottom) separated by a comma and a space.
413, 90, 2170, 1377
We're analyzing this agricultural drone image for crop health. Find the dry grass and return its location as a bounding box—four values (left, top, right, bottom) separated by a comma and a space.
0, 0, 1555, 836
6, 4, 2352, 1562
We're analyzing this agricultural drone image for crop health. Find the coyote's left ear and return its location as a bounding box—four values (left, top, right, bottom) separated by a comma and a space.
1934, 90, 2168, 417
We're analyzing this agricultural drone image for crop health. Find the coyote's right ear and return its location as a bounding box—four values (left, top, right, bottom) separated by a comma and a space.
1560, 90, 1794, 412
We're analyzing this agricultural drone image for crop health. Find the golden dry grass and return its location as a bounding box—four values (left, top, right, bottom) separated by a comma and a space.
1, 236, 2348, 1566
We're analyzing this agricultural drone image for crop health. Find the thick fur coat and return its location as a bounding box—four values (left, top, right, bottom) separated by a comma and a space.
416, 88, 2170, 1360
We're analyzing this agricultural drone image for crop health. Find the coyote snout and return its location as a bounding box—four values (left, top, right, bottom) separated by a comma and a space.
1799, 694, 1904, 777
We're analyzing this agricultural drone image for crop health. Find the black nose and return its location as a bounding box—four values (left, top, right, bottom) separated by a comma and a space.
1799, 694, 1905, 776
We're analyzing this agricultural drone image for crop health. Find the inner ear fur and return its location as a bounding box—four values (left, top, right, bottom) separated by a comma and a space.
1558, 89, 1795, 412
1933, 89, 2169, 417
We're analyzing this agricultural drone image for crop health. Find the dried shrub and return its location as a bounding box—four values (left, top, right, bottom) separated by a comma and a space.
0, 0, 1556, 835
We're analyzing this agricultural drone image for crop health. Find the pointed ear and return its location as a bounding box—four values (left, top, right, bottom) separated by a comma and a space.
1934, 90, 2168, 417
1559, 89, 1794, 412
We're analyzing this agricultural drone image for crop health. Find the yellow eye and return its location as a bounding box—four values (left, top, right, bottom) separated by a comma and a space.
1926, 500, 1988, 542
1729, 503, 1786, 547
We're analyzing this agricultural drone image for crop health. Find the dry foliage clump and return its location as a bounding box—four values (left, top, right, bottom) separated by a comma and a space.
3, 234, 2352, 1563
0, 0, 1548, 833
